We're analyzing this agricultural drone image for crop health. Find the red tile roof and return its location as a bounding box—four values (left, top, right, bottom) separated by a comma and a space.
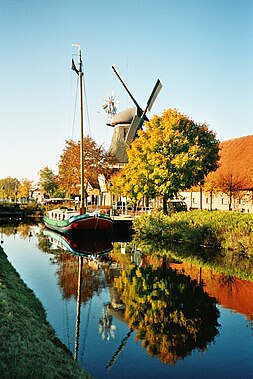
214, 135, 253, 189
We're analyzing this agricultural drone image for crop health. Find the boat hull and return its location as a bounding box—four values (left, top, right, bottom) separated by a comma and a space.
43, 213, 113, 233
43, 229, 113, 256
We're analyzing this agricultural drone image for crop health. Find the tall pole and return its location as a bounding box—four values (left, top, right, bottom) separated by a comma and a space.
78, 48, 85, 215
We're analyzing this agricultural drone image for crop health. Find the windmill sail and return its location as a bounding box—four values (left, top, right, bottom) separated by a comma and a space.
147, 79, 163, 111
125, 114, 143, 146
125, 80, 163, 145
112, 65, 142, 111
112, 65, 162, 145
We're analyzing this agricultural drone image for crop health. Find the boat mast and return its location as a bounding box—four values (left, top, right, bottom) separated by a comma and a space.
72, 44, 86, 214
78, 48, 85, 215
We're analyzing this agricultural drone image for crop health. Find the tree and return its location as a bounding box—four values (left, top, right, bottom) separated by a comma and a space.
38, 166, 58, 196
18, 178, 33, 201
57, 136, 115, 197
112, 109, 220, 213
202, 172, 219, 211
216, 169, 246, 211
110, 163, 145, 208
0, 177, 20, 201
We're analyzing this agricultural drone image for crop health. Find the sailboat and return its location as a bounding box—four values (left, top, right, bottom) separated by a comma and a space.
43, 45, 113, 232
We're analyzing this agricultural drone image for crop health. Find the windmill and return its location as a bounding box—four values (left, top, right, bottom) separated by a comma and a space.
102, 92, 119, 125
112, 65, 162, 146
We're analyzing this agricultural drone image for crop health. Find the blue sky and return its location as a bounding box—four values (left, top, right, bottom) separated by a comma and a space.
0, 0, 252, 182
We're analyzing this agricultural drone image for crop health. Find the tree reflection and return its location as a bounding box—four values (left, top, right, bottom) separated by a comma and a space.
0, 222, 32, 239
0, 221, 40, 242
115, 264, 220, 364
55, 253, 107, 303
36, 231, 53, 253
36, 230, 111, 304
135, 236, 253, 281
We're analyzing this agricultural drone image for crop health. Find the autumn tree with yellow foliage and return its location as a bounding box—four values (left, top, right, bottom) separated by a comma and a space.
111, 109, 219, 213
18, 178, 33, 201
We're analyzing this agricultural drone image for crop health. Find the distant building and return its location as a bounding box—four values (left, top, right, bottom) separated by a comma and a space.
180, 135, 253, 213
30, 188, 46, 203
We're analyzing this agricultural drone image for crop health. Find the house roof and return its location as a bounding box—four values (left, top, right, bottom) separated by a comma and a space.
215, 134, 253, 189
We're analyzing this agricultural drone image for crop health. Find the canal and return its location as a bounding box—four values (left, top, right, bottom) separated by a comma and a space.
1, 220, 253, 378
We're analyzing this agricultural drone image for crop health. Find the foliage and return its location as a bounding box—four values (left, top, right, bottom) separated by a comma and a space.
115, 264, 220, 364
132, 210, 253, 280
18, 178, 33, 200
0, 203, 43, 217
57, 137, 115, 196
111, 109, 219, 212
215, 170, 247, 211
133, 210, 253, 251
110, 165, 144, 205
38, 166, 58, 196
202, 172, 219, 209
0, 177, 20, 201
52, 188, 66, 198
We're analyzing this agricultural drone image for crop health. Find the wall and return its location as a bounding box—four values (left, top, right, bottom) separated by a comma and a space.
180, 189, 253, 213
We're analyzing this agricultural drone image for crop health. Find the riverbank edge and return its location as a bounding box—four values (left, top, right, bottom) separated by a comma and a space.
132, 210, 253, 281
0, 245, 92, 379
0, 203, 43, 219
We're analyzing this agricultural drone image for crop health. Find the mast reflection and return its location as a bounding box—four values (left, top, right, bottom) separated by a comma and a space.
43, 229, 113, 360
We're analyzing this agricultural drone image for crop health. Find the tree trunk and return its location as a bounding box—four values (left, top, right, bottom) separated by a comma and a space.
200, 185, 203, 210
229, 191, 232, 211
163, 196, 168, 214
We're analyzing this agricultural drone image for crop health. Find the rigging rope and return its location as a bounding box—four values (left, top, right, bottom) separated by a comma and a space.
83, 76, 91, 137
71, 71, 91, 139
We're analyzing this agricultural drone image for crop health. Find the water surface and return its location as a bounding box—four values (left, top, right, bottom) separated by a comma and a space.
1, 222, 252, 378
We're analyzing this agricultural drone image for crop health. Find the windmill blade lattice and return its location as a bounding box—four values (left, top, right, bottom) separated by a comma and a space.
102, 92, 119, 116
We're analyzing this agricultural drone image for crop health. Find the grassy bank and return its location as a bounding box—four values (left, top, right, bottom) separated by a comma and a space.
132, 210, 253, 281
0, 203, 43, 218
0, 246, 91, 379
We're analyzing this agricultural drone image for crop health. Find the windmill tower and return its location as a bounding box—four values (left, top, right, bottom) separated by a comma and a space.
108, 65, 162, 167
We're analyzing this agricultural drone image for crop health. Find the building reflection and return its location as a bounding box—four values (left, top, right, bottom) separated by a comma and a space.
169, 261, 253, 319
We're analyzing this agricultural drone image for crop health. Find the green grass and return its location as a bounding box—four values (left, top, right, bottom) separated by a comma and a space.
132, 210, 253, 281
0, 246, 91, 379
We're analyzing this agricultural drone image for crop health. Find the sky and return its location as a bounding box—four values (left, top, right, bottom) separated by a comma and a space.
0, 0, 252, 182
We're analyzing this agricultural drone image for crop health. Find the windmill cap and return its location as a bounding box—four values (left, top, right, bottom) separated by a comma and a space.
108, 107, 148, 127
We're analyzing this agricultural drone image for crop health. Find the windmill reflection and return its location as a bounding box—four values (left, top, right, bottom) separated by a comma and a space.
99, 303, 116, 341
